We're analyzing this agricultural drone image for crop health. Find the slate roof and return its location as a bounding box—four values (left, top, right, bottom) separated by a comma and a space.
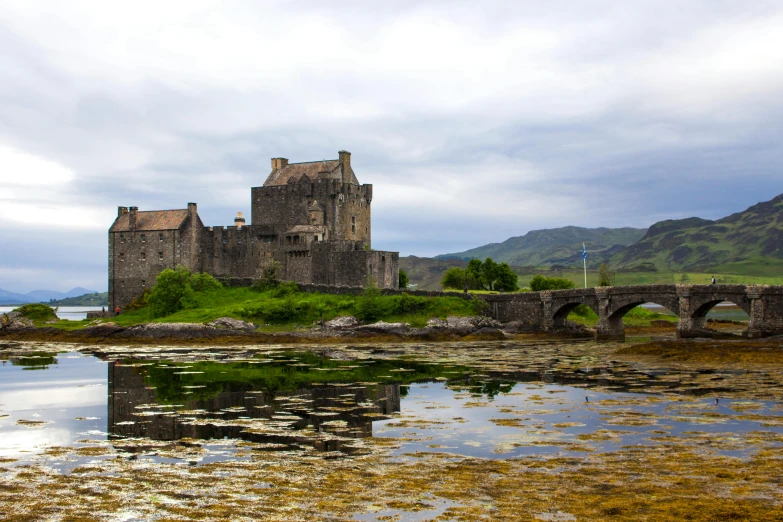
110, 210, 190, 232
262, 159, 359, 187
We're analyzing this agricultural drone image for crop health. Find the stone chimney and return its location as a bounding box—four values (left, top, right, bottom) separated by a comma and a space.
234, 211, 245, 228
339, 150, 351, 183
271, 157, 289, 169
117, 206, 128, 217
128, 207, 138, 231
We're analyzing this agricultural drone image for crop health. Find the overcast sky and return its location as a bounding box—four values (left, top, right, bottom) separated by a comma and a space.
1, 0, 782, 292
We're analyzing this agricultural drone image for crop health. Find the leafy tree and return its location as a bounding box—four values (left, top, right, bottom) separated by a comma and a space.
494, 263, 520, 292
529, 274, 575, 291
598, 263, 616, 287
480, 258, 499, 290
147, 266, 197, 317
441, 267, 468, 290
398, 269, 409, 289
466, 259, 483, 286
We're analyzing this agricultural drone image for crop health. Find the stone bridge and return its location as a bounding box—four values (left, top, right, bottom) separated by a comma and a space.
481, 284, 783, 340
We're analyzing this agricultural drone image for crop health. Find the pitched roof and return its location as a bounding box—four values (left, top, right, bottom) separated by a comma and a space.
262, 159, 359, 187
110, 210, 190, 232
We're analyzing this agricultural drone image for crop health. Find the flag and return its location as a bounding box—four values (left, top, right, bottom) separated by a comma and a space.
582, 243, 587, 260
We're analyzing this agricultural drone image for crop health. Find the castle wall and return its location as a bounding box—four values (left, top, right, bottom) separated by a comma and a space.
251, 180, 372, 244
109, 228, 181, 311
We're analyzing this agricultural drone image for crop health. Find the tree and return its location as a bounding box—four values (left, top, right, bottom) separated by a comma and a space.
398, 269, 409, 289
441, 267, 467, 290
147, 266, 197, 317
480, 258, 499, 290
493, 263, 519, 292
598, 263, 616, 287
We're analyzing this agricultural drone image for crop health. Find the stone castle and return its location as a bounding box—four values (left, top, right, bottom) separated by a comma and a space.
109, 150, 399, 310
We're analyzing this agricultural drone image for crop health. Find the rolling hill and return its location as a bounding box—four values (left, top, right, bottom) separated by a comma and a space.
610, 193, 783, 274
436, 226, 646, 267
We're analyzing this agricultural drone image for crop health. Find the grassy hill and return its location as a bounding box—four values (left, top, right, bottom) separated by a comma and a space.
48, 292, 109, 306
436, 226, 646, 267
610, 194, 783, 275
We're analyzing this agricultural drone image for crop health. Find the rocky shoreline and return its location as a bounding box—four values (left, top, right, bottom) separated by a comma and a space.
0, 312, 592, 345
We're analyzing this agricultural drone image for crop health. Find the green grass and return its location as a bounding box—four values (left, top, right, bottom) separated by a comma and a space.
84, 286, 483, 330
517, 270, 783, 289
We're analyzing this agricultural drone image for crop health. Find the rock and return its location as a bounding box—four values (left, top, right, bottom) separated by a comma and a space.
470, 327, 507, 339
75, 322, 125, 337
207, 317, 256, 331
323, 316, 360, 329
355, 321, 410, 335
0, 312, 33, 331
425, 316, 502, 335
118, 322, 214, 339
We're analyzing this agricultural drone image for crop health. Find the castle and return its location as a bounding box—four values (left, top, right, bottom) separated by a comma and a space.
109, 150, 399, 310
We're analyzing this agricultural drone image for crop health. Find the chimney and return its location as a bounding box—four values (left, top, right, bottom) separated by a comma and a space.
117, 206, 128, 217
339, 150, 351, 183
128, 206, 138, 231
234, 211, 245, 228
188, 202, 197, 215
271, 157, 289, 169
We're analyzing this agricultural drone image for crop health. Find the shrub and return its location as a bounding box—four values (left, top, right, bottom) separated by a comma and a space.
571, 304, 597, 318
529, 275, 575, 291
357, 280, 384, 321
272, 281, 298, 298
625, 306, 661, 319
252, 260, 283, 291
398, 269, 409, 289
396, 292, 426, 314
441, 267, 467, 290
147, 266, 197, 317
125, 289, 151, 312
190, 272, 222, 292
14, 303, 57, 321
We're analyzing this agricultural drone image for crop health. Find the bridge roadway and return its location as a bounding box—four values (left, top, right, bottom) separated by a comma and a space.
481, 284, 783, 340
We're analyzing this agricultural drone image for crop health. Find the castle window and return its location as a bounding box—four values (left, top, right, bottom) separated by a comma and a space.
313, 235, 318, 242
382, 256, 385, 262
121, 280, 125, 288
140, 252, 146, 261
140, 234, 146, 242
120, 253, 125, 262
293, 235, 300, 245
159, 233, 164, 242
141, 279, 146, 287
351, 216, 356, 234
158, 252, 163, 261
120, 233, 125, 243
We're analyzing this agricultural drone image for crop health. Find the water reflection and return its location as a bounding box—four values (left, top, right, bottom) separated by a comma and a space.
108, 361, 402, 454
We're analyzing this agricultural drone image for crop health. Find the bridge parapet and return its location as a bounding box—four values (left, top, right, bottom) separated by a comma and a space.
482, 284, 783, 340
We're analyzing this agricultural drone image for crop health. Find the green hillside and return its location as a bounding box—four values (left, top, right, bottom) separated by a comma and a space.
48, 292, 109, 306
610, 194, 783, 275
436, 226, 646, 267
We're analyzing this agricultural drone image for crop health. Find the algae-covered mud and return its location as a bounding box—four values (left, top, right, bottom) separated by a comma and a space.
1, 339, 783, 520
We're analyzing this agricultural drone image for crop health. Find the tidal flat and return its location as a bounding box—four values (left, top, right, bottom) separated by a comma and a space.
1, 338, 783, 521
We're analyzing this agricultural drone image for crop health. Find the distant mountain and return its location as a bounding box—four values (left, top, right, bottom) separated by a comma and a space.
610, 193, 783, 274
0, 287, 100, 305
437, 226, 646, 267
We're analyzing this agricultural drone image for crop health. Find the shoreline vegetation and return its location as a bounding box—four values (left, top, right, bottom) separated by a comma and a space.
0, 269, 753, 346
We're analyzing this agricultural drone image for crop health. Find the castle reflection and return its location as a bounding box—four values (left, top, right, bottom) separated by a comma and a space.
107, 357, 402, 455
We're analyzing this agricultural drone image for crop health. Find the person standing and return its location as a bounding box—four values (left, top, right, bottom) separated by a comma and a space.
711, 276, 716, 285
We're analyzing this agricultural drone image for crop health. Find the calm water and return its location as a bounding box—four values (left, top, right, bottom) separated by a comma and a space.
2, 345, 781, 472
0, 306, 102, 321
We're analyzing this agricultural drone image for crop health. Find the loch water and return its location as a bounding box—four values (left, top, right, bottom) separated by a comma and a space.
2, 341, 782, 473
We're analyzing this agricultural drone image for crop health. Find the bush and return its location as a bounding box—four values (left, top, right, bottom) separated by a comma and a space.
190, 272, 222, 292
357, 281, 384, 321
272, 281, 298, 298
529, 275, 576, 291
14, 303, 57, 321
625, 306, 661, 319
125, 289, 151, 312
571, 304, 597, 318
398, 269, 409, 289
396, 292, 425, 314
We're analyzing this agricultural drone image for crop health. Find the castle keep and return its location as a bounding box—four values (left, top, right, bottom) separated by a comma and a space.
109, 151, 399, 310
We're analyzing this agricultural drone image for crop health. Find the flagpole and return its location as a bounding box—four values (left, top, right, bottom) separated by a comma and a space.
583, 243, 587, 288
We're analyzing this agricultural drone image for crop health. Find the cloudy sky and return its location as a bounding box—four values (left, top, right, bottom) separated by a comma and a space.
1, 0, 782, 293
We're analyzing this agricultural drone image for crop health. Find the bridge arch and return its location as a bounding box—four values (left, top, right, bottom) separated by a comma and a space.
552, 301, 600, 329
